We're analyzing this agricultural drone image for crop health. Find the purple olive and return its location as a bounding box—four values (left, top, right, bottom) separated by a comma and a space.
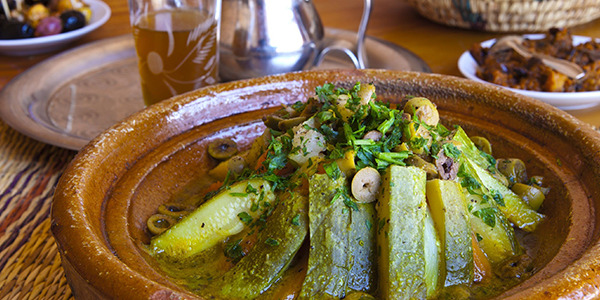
35, 16, 63, 36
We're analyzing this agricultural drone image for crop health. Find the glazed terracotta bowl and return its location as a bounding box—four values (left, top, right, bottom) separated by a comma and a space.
52, 69, 600, 299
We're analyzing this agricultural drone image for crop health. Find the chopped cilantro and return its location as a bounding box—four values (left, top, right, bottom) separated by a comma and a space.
409, 136, 428, 150
491, 190, 505, 207
481, 150, 497, 167
245, 184, 258, 195
442, 143, 461, 159
324, 161, 342, 180
378, 218, 386, 234
376, 151, 410, 166
472, 207, 496, 228
458, 164, 482, 195
434, 123, 451, 137
265, 237, 279, 246
230, 192, 248, 197
343, 196, 359, 211
237, 212, 253, 225
224, 238, 245, 262
291, 214, 300, 226
460, 175, 481, 195
377, 111, 395, 134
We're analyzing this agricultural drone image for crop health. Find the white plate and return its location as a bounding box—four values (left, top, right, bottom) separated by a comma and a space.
458, 34, 600, 110
0, 0, 111, 56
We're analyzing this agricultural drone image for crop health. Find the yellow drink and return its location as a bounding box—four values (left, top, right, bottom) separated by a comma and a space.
132, 9, 218, 106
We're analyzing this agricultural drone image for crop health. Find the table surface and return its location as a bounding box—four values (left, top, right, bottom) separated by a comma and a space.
0, 0, 599, 298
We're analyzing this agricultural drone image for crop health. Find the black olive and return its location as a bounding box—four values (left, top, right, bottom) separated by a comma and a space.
24, 0, 50, 6
0, 19, 35, 39
60, 10, 86, 33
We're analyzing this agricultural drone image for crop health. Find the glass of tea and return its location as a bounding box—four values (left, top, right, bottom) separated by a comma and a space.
128, 0, 220, 106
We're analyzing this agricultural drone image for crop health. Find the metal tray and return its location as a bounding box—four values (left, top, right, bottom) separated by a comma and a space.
0, 28, 430, 150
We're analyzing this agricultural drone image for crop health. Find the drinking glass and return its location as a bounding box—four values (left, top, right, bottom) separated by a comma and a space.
129, 0, 220, 106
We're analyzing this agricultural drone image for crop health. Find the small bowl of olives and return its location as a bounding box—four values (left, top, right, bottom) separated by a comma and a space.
0, 0, 110, 56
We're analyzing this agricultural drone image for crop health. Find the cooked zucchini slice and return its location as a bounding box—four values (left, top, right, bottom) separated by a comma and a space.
426, 179, 473, 287
151, 178, 275, 259
299, 173, 376, 299
208, 178, 309, 299
453, 127, 544, 232
377, 165, 429, 299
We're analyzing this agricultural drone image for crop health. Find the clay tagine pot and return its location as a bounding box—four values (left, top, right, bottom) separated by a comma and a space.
52, 69, 600, 299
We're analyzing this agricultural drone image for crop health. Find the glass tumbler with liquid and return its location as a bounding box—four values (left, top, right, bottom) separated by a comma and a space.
129, 0, 220, 106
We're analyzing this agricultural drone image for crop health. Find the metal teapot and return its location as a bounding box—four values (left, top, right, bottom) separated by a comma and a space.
219, 0, 372, 81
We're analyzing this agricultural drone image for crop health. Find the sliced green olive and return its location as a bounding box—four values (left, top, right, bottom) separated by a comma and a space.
299, 99, 318, 118
403, 97, 439, 127
496, 158, 528, 184
228, 155, 246, 175
406, 155, 438, 179
533, 184, 550, 196
471, 136, 492, 155
278, 116, 307, 131
402, 121, 432, 155
147, 214, 177, 236
263, 115, 285, 130
494, 254, 533, 279
511, 183, 545, 211
157, 202, 194, 219
363, 130, 382, 141
208, 138, 238, 161
528, 175, 551, 195
351, 167, 381, 203
528, 175, 544, 186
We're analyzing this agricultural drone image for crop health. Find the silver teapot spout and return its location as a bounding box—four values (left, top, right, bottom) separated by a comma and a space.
219, 0, 371, 81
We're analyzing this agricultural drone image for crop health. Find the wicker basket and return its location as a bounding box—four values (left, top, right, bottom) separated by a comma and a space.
404, 0, 600, 32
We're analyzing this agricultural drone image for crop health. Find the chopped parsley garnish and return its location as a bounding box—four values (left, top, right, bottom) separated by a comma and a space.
245, 184, 258, 194
442, 143, 461, 159
457, 164, 482, 195
378, 218, 386, 234
230, 192, 248, 197
291, 214, 300, 226
343, 197, 359, 211
491, 190, 505, 207
481, 151, 497, 167
376, 151, 410, 167
377, 111, 395, 134
237, 212, 253, 225
460, 175, 481, 194
473, 207, 497, 228
224, 238, 245, 262
250, 202, 259, 212
324, 161, 342, 180
265, 237, 279, 246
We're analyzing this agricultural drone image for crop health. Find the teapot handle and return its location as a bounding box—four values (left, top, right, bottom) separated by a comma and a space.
314, 0, 372, 69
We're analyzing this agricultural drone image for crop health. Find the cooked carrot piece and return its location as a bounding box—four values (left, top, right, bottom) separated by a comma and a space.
472, 233, 492, 283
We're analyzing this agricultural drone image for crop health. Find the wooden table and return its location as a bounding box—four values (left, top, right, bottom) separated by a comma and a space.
1, 0, 600, 122
0, 0, 599, 298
